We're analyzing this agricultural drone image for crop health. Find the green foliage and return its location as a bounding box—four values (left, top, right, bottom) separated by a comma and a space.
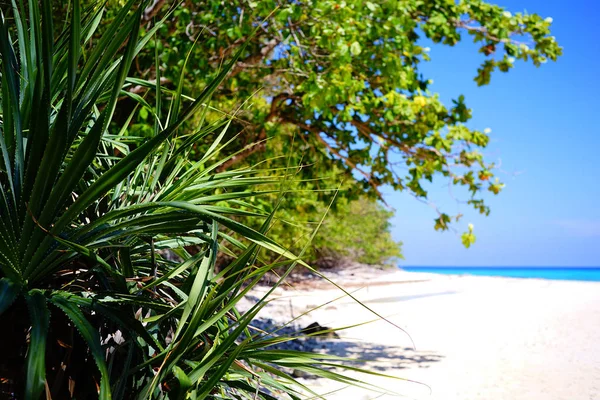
256, 189, 402, 267
115, 0, 561, 239
314, 198, 402, 266
461, 223, 477, 248
220, 137, 402, 266
0, 1, 404, 398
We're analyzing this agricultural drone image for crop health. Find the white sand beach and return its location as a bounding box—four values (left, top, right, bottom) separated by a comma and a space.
241, 267, 600, 400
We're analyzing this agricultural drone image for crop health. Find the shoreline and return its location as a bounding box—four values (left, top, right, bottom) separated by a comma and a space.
398, 266, 600, 283
241, 266, 600, 399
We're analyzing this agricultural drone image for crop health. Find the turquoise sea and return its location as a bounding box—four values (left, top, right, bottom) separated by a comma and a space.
400, 267, 600, 282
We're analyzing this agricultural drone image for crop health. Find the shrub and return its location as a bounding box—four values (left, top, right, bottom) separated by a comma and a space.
313, 198, 402, 267
0, 1, 410, 399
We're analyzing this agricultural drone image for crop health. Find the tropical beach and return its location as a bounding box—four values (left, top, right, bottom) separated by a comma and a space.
2, 0, 599, 398
240, 267, 600, 399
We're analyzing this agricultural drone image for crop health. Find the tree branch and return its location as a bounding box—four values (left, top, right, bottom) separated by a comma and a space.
454, 19, 530, 46
229, 38, 280, 78
142, 0, 167, 23
216, 93, 290, 171
284, 119, 385, 200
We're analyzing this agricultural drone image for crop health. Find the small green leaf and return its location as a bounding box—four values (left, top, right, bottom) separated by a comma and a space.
172, 366, 193, 399
461, 223, 476, 248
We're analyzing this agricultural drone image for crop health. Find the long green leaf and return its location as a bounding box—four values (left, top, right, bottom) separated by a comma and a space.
24, 5, 145, 278
0, 14, 19, 205
54, 40, 250, 232
50, 293, 112, 400
51, 291, 163, 353
0, 278, 20, 314
24, 290, 49, 400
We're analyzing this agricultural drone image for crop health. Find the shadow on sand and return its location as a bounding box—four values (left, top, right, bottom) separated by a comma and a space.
250, 317, 444, 373
308, 338, 443, 372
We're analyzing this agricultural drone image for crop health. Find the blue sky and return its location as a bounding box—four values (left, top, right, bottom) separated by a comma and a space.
388, 0, 600, 267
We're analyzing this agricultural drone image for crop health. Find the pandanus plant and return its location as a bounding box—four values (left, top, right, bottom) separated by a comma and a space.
0, 0, 412, 398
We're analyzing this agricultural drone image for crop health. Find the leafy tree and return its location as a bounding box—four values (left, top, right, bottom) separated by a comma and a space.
126, 0, 561, 235
314, 197, 402, 267
241, 160, 403, 266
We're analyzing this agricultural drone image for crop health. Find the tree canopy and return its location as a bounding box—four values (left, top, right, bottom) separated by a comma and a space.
121, 0, 561, 255
134, 0, 560, 228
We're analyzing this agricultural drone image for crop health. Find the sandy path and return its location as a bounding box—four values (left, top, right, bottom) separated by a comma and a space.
243, 269, 600, 400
